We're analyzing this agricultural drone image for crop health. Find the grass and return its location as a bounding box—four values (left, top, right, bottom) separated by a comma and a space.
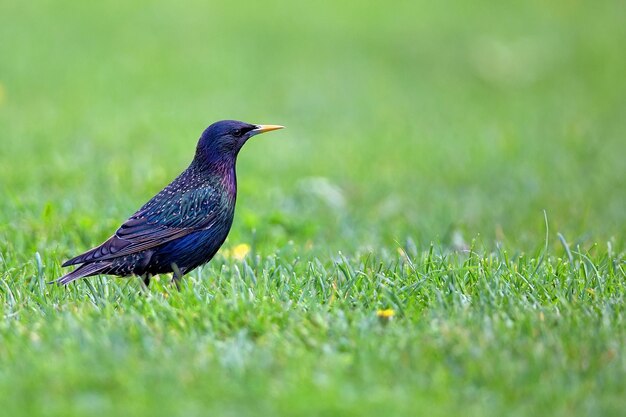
0, 0, 625, 416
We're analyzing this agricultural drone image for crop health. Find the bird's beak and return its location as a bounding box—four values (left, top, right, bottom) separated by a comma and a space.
250, 124, 285, 137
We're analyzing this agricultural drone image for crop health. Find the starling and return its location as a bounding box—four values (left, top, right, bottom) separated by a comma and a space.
56, 120, 284, 286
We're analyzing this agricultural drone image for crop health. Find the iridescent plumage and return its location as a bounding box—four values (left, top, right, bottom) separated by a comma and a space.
56, 120, 284, 285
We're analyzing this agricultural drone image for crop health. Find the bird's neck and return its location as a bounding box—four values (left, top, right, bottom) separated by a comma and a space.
191, 153, 237, 196
216, 161, 237, 198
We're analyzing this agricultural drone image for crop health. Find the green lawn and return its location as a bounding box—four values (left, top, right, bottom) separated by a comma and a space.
0, 1, 625, 416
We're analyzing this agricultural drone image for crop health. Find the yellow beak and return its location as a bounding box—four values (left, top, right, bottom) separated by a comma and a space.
251, 124, 285, 136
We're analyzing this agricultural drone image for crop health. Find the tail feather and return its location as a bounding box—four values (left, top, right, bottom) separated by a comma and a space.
61, 234, 129, 267
53, 262, 111, 285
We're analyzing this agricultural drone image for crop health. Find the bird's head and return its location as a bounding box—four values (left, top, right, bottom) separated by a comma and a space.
196, 120, 284, 162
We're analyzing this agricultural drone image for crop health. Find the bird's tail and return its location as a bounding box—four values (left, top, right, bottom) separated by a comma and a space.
52, 262, 111, 285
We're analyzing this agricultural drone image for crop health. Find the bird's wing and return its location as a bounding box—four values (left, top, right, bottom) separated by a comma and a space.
63, 184, 228, 266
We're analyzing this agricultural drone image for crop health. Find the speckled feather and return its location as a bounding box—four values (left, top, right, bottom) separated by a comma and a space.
56, 120, 277, 285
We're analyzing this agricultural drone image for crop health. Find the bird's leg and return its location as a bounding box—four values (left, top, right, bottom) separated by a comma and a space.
170, 263, 182, 291
138, 273, 152, 292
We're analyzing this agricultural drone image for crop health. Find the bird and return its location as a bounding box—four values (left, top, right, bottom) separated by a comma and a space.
55, 120, 284, 286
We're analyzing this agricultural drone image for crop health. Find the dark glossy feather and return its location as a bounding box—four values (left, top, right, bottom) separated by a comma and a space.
56, 261, 112, 285
62, 182, 227, 267
57, 120, 280, 286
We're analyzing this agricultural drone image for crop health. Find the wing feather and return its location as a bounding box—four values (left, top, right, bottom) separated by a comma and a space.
63, 181, 227, 267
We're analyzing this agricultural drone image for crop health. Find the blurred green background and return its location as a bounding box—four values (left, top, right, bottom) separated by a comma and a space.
1, 0, 624, 255
0, 1, 625, 416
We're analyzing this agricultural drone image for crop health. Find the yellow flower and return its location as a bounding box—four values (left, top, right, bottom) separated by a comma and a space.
376, 308, 395, 320
231, 243, 251, 261
396, 247, 407, 258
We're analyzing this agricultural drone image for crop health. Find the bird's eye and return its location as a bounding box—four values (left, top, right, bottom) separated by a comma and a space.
232, 129, 243, 137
